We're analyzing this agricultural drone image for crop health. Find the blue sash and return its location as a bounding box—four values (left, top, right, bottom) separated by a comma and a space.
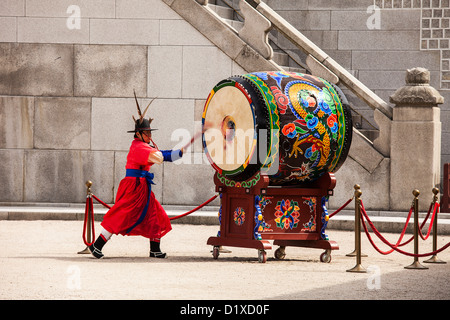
124, 169, 155, 234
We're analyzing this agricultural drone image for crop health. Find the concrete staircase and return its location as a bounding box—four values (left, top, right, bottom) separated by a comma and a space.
207, 0, 307, 72
207, 0, 380, 142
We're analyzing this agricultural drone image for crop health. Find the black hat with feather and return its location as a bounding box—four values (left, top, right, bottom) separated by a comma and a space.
127, 90, 157, 133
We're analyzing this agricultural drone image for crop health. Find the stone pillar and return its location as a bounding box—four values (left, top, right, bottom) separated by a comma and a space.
389, 67, 444, 211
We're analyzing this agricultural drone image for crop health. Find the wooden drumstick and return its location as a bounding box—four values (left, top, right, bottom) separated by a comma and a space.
182, 131, 202, 151
181, 122, 213, 151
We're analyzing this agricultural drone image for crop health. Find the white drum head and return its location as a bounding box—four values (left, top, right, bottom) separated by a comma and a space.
203, 85, 256, 175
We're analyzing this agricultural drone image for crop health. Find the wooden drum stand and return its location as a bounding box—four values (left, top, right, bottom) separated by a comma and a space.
207, 172, 339, 263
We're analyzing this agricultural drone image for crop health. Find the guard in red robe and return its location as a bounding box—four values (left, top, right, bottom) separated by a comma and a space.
89, 95, 183, 259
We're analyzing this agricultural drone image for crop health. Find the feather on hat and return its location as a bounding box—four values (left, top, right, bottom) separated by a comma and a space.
127, 90, 157, 133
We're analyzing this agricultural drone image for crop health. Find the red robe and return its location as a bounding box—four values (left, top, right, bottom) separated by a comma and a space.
101, 138, 172, 239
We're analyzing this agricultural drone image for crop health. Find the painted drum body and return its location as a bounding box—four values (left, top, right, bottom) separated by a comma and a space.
202, 71, 352, 185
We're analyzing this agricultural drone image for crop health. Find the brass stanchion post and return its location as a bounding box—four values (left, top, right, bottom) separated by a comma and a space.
346, 184, 367, 257
424, 188, 446, 264
405, 189, 428, 269
347, 185, 367, 273
78, 181, 93, 254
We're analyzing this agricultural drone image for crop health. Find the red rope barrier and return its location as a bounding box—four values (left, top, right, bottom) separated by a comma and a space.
360, 200, 450, 257
389, 201, 435, 248
328, 197, 353, 219
169, 194, 218, 221
82, 196, 95, 247
361, 200, 435, 250
92, 191, 347, 221
417, 202, 438, 241
90, 192, 218, 221
92, 194, 111, 209
82, 192, 218, 248
360, 203, 413, 255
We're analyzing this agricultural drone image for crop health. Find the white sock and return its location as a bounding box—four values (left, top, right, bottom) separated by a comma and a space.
101, 229, 113, 241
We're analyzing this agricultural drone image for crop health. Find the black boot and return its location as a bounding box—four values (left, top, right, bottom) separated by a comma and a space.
89, 235, 107, 259
150, 240, 166, 258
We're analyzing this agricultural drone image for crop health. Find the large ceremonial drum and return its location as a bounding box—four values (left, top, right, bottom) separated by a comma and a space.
202, 71, 352, 185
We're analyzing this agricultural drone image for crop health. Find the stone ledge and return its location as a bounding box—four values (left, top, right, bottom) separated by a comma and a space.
1, 205, 448, 235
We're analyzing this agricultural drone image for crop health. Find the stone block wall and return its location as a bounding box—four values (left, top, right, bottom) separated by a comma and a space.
0, 0, 247, 205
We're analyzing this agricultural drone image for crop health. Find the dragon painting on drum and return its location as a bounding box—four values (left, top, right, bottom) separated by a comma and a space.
202, 71, 352, 186
202, 71, 352, 262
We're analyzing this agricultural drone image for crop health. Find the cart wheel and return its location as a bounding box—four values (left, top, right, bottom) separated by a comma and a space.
320, 249, 332, 263
212, 246, 219, 260
274, 246, 286, 260
258, 250, 267, 263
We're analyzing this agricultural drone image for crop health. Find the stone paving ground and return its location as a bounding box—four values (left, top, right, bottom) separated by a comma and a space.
0, 220, 449, 306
